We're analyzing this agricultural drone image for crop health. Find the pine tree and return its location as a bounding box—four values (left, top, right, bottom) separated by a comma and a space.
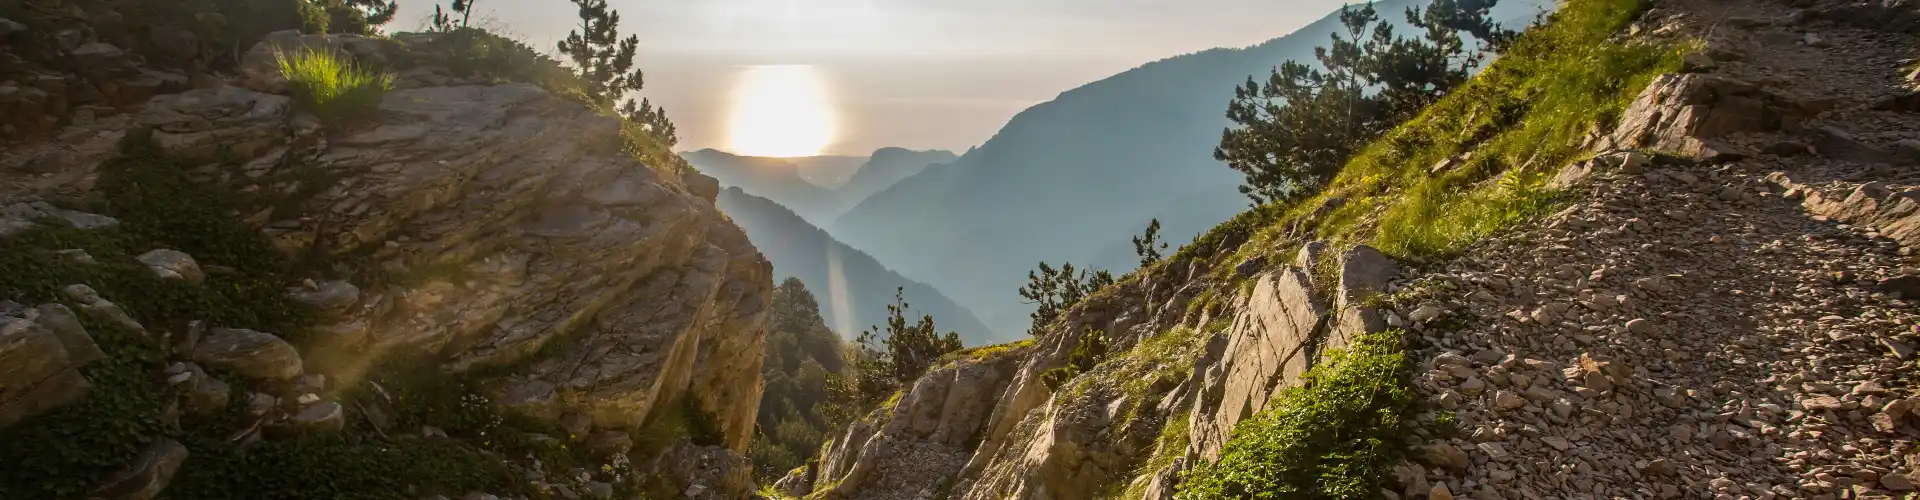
558, 0, 645, 109
429, 0, 476, 32
1018, 262, 1115, 337
1215, 0, 1515, 204
1132, 218, 1167, 268
833, 288, 962, 415
313, 0, 397, 35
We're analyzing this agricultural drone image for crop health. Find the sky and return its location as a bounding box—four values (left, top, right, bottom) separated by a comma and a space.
392, 0, 1351, 156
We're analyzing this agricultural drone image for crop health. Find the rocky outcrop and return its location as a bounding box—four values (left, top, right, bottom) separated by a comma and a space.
1766, 174, 1920, 250
1, 24, 772, 498
781, 241, 1399, 500
798, 348, 1028, 499
87, 32, 775, 460
1604, 73, 1819, 161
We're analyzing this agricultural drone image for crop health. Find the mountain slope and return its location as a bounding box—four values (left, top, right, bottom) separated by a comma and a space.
716, 187, 994, 343
681, 149, 846, 224
830, 0, 1544, 339
835, 148, 958, 208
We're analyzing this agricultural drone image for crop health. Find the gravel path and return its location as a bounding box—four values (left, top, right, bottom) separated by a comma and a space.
1396, 0, 1920, 498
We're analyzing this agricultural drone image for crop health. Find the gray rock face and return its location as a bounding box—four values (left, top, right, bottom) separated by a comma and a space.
1605, 74, 1814, 160
167, 74, 774, 450
92, 438, 189, 500
191, 327, 302, 380
135, 249, 205, 284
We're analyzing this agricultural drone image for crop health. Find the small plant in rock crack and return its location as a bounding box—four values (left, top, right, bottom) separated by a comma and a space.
274, 46, 394, 127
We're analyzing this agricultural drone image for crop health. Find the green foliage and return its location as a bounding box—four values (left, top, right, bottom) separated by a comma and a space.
429, 0, 479, 32
0, 317, 174, 499
1039, 327, 1109, 391
752, 278, 849, 481
557, 0, 646, 110
1175, 330, 1413, 499
311, 0, 398, 35
162, 435, 516, 499
830, 288, 962, 421
1218, 0, 1515, 203
274, 47, 394, 128
1016, 261, 1115, 338
1132, 218, 1168, 268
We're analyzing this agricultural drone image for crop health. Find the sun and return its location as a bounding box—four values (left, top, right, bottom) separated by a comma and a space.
726, 65, 838, 157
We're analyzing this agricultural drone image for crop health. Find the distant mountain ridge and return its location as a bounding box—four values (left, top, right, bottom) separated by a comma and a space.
680, 148, 956, 225
715, 187, 994, 344
830, 0, 1546, 338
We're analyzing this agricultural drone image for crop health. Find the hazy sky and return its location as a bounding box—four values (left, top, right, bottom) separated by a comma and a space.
393, 0, 1351, 155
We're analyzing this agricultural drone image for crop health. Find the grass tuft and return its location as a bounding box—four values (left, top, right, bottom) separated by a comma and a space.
275, 46, 394, 127
1174, 330, 1413, 499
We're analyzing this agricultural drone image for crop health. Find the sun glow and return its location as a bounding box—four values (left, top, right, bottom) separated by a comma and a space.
726, 65, 838, 157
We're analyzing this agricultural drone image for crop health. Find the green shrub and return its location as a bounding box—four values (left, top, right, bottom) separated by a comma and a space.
1175, 330, 1413, 499
275, 47, 394, 127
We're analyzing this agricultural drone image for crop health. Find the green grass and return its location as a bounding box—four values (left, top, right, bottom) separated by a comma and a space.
1174, 330, 1413, 499
1182, 0, 1685, 270
275, 46, 394, 127
934, 338, 1035, 368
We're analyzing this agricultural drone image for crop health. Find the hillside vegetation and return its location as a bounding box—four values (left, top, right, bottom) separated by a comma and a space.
1167, 0, 1684, 495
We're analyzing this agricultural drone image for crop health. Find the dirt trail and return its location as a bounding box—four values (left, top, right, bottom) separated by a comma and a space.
1396, 1, 1920, 499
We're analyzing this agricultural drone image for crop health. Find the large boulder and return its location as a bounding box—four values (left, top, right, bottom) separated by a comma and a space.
136, 85, 292, 164
191, 327, 302, 380
0, 312, 96, 429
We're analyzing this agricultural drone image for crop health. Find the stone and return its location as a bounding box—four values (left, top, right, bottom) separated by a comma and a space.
191, 327, 303, 380
138, 86, 293, 164
1477, 442, 1512, 462
1884, 473, 1916, 492
135, 249, 205, 285
1625, 318, 1655, 335
1410, 305, 1445, 323
1430, 483, 1454, 500
1494, 390, 1527, 410
582, 481, 613, 499
175, 363, 231, 415
1763, 141, 1809, 156
92, 438, 189, 500
0, 314, 94, 429
35, 304, 105, 366
684, 171, 720, 203
587, 430, 632, 456
1682, 52, 1717, 71
1605, 74, 1809, 160
1423, 443, 1471, 473
290, 401, 345, 433
70, 42, 127, 68
1811, 126, 1900, 164
287, 280, 360, 317
0, 17, 26, 36
60, 284, 144, 333
246, 393, 277, 417
1884, 337, 1915, 360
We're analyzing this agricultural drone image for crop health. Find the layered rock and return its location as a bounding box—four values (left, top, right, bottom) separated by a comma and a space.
782, 242, 1399, 500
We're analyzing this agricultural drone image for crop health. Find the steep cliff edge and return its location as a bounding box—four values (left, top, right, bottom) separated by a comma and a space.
0, 24, 769, 500
774, 0, 1920, 496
